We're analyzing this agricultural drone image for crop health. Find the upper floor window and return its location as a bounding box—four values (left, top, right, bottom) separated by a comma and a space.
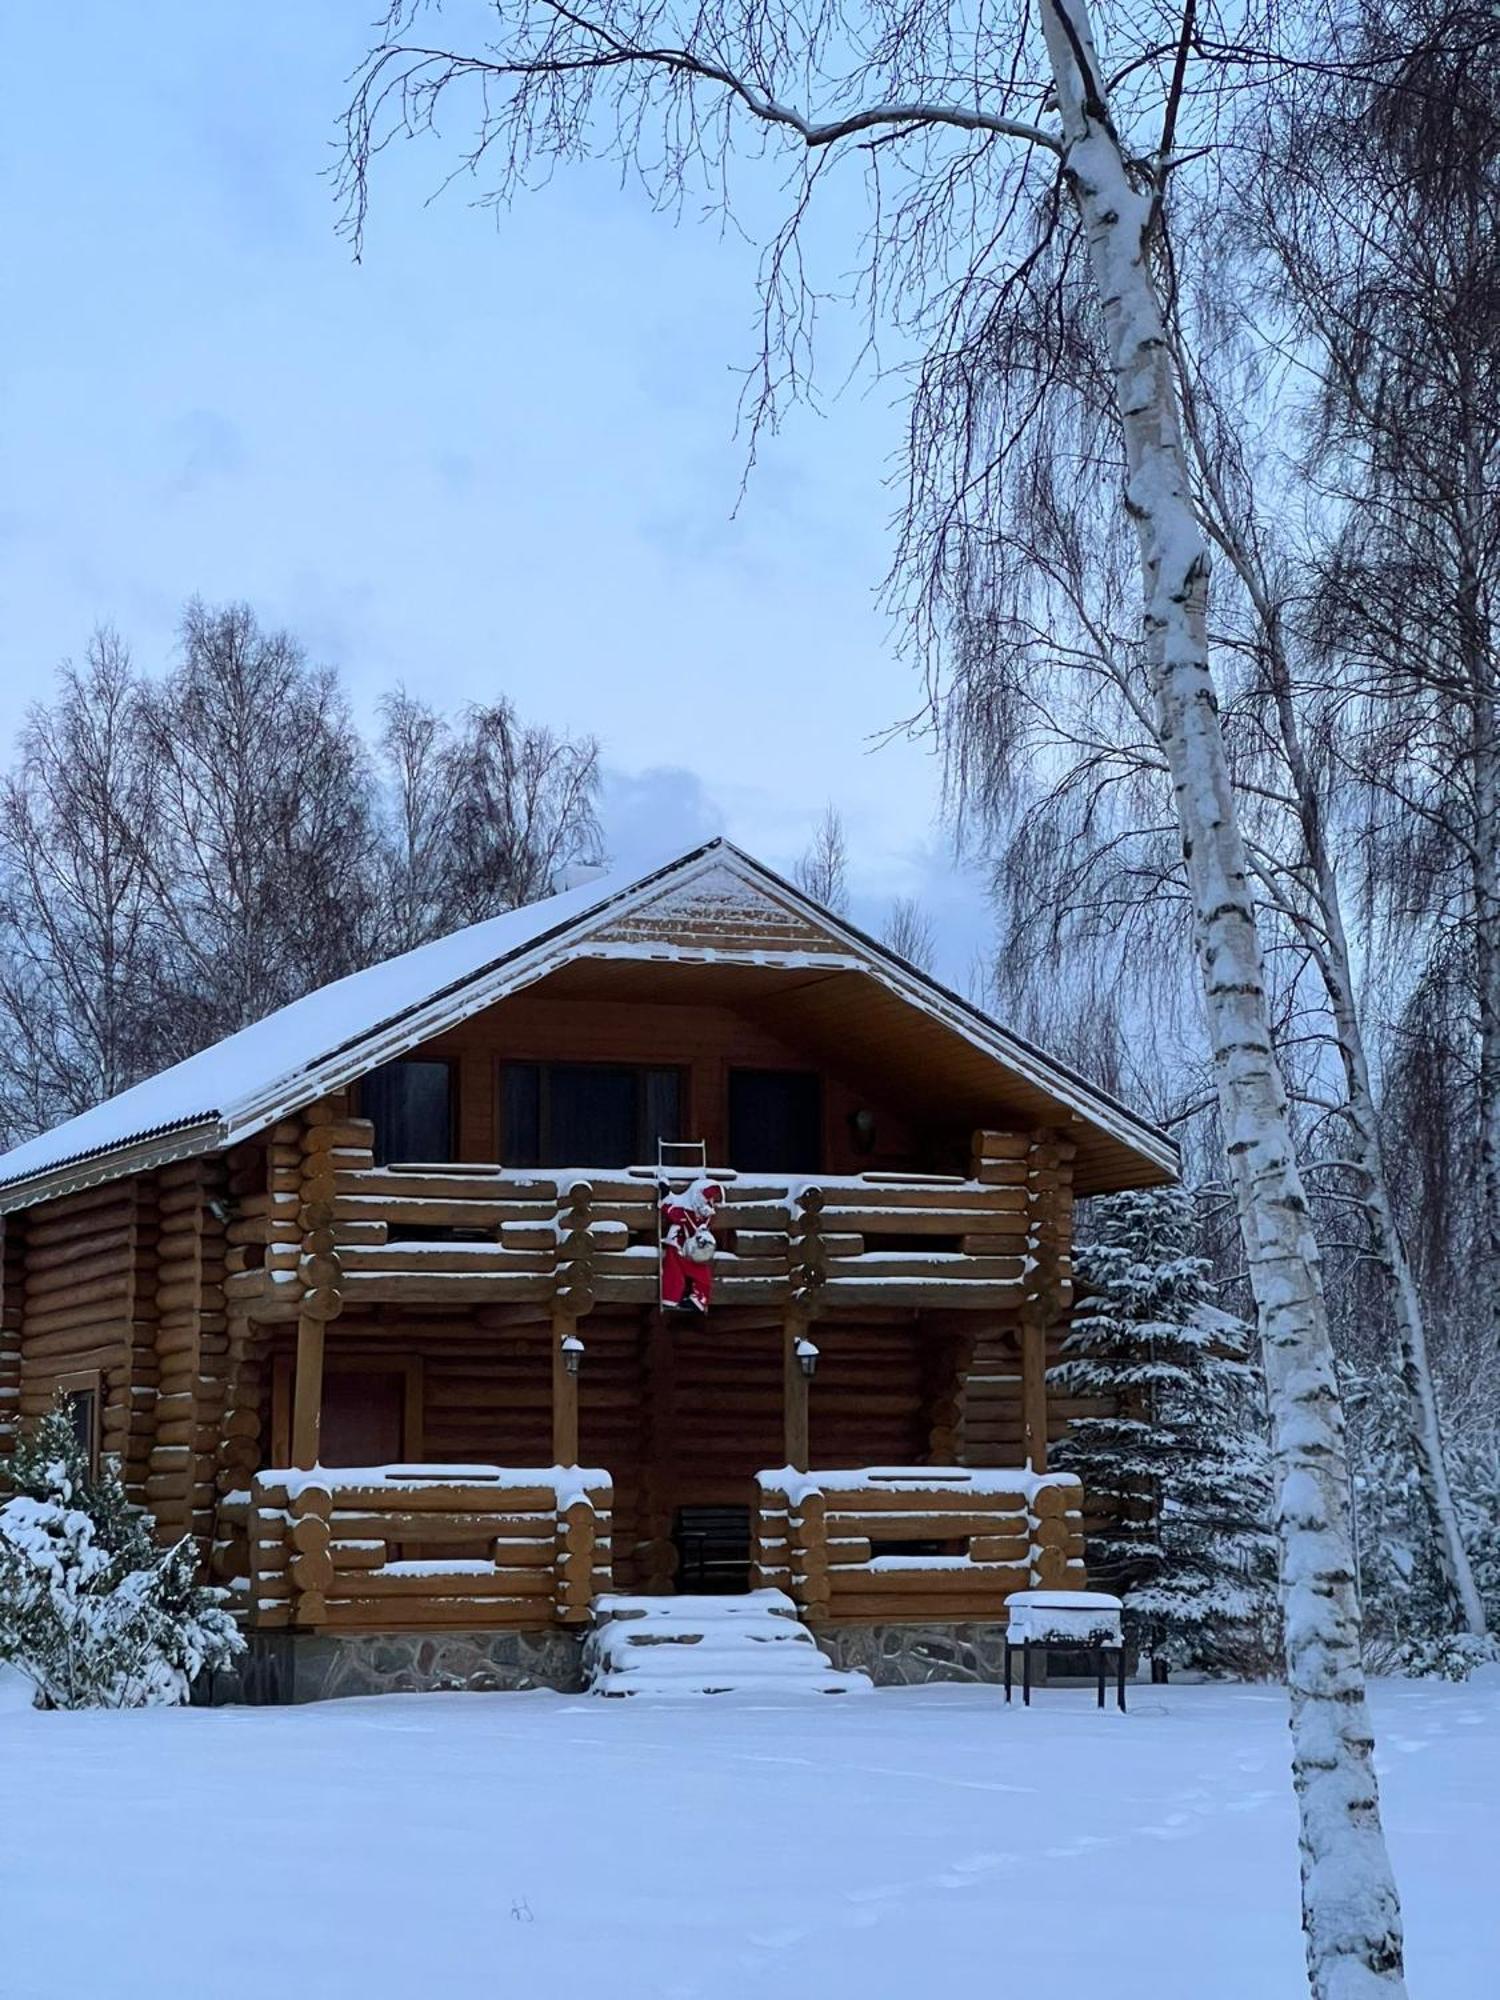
728, 1068, 822, 1172
361, 1058, 455, 1166
503, 1062, 682, 1167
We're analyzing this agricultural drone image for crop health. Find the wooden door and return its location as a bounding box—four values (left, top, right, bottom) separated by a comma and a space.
321, 1370, 406, 1466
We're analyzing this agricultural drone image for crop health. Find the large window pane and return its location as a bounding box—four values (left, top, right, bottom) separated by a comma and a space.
502, 1063, 542, 1168
728, 1069, 822, 1172
501, 1062, 684, 1167
362, 1059, 453, 1165
642, 1067, 683, 1160
548, 1064, 638, 1163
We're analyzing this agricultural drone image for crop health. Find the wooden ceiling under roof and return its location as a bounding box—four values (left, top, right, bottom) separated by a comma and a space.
531, 957, 1175, 1197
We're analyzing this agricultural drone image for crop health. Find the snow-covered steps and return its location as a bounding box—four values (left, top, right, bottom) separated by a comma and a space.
584, 1589, 871, 1698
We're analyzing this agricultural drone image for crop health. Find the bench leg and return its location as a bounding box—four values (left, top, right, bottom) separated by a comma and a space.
1117, 1646, 1127, 1713
1023, 1642, 1032, 1707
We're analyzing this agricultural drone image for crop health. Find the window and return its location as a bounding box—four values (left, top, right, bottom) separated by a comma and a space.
727, 1068, 822, 1172
502, 1063, 683, 1167
59, 1381, 100, 1479
360, 1059, 455, 1166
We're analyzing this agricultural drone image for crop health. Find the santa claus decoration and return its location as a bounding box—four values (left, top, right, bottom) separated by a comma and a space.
658, 1174, 724, 1315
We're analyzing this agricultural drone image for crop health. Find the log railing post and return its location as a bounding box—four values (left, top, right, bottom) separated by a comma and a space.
788, 1184, 826, 1308
554, 1494, 596, 1624
286, 1478, 332, 1628
788, 1486, 829, 1625
554, 1180, 596, 1321
292, 1112, 345, 1470
753, 1481, 792, 1592
1018, 1129, 1077, 1474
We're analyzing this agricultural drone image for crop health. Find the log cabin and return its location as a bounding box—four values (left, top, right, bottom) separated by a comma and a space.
0, 839, 1176, 1699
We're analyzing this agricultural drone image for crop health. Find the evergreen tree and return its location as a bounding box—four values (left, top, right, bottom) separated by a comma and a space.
1051, 1187, 1278, 1674
1344, 1371, 1498, 1678
0, 1399, 241, 1708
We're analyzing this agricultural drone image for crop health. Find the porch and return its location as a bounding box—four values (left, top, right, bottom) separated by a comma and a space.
213, 1111, 1084, 1648
230, 1462, 1085, 1640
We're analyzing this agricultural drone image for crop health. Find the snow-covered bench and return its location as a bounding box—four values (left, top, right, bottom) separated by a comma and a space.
1004, 1590, 1126, 1711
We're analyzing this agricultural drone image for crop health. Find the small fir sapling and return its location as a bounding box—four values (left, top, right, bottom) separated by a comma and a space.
1051, 1187, 1278, 1675
0, 1397, 241, 1708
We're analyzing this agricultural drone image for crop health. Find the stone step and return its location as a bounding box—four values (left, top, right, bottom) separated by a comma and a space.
584, 1590, 871, 1698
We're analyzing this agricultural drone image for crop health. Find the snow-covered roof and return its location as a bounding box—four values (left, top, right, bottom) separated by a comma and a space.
0, 838, 1177, 1208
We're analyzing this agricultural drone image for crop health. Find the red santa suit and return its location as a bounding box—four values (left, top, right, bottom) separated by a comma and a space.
660, 1176, 724, 1313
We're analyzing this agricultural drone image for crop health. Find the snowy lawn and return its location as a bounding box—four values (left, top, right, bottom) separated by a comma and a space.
4, 1668, 1496, 1999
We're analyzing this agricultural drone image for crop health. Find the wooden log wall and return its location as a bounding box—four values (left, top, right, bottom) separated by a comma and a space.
0, 1216, 23, 1484
15, 1181, 140, 1476
145, 1157, 231, 1548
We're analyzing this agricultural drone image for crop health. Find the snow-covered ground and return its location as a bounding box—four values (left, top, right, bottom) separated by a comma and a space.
4, 1667, 1496, 1998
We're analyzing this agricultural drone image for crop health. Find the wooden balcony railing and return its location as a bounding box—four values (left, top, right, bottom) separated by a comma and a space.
242, 1464, 612, 1632
752, 1466, 1086, 1625
218, 1118, 1045, 1317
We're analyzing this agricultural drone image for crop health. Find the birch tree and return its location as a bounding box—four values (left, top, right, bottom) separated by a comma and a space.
1171, 311, 1488, 1635
341, 5, 1409, 1988
140, 600, 380, 1045
1255, 0, 1500, 1355
795, 805, 850, 914
0, 633, 165, 1135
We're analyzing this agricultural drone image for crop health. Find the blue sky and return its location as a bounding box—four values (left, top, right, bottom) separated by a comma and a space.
1, 3, 994, 982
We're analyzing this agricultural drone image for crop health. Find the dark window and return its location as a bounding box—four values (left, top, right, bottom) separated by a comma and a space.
869, 1536, 966, 1560
502, 1063, 682, 1167
728, 1069, 822, 1172
673, 1504, 751, 1594
64, 1388, 99, 1478
361, 1059, 454, 1166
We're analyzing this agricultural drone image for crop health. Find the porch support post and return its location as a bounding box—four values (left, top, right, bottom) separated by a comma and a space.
552, 1307, 580, 1466
1019, 1312, 1048, 1475
291, 1309, 326, 1471
782, 1312, 810, 1474
640, 1310, 677, 1592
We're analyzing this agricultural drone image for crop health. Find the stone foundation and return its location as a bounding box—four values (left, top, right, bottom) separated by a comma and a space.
817, 1621, 1011, 1686
205, 1628, 587, 1705
202, 1617, 1022, 1703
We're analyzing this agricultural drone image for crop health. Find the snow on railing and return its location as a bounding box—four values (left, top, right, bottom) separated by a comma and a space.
752, 1466, 1085, 1624
246, 1464, 612, 1632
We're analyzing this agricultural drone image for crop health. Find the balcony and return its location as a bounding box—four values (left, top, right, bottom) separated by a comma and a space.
225, 1118, 1049, 1321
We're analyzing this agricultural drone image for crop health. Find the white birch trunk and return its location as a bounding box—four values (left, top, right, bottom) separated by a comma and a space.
1038, 4, 1408, 1992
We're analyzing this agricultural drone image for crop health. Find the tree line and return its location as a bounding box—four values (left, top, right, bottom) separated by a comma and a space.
0, 600, 602, 1145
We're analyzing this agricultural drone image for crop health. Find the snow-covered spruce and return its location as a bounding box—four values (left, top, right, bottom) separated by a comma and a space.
0, 1401, 241, 1709
1052, 1188, 1276, 1674
1039, 2, 1407, 1991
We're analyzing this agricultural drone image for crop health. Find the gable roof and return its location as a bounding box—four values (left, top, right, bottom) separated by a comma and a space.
0, 838, 1177, 1210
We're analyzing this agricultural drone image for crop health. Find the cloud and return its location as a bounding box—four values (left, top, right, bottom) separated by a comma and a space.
599, 763, 727, 875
